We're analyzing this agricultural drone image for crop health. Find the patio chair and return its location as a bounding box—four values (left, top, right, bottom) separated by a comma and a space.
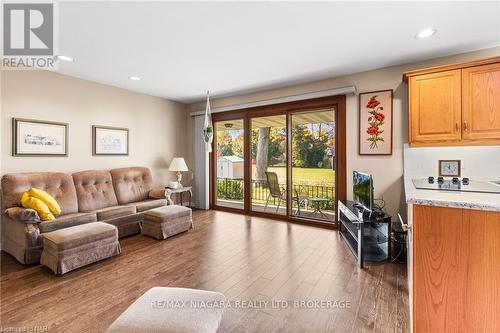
264, 172, 307, 214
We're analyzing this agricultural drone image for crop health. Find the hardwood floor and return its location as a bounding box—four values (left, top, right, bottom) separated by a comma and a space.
0, 210, 409, 332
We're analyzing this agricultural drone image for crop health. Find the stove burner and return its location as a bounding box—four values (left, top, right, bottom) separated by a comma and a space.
414, 178, 500, 194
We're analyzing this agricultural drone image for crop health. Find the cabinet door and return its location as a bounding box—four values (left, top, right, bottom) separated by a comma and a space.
412, 205, 500, 333
412, 205, 468, 333
462, 63, 500, 141
409, 70, 462, 144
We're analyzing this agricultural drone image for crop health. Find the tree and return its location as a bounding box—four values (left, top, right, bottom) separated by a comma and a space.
255, 127, 270, 184
216, 130, 233, 156
232, 133, 244, 157
292, 124, 312, 167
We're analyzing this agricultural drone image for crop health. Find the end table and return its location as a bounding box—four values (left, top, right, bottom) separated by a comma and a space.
165, 186, 192, 207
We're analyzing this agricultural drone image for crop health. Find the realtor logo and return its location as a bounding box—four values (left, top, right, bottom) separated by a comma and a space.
3, 3, 53, 55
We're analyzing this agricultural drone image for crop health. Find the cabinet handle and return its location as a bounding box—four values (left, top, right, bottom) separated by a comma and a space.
455, 121, 460, 132
463, 121, 469, 132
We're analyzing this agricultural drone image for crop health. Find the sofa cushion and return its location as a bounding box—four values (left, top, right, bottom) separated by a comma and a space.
110, 167, 154, 204
39, 212, 97, 233
95, 205, 136, 221
28, 187, 62, 215
42, 222, 117, 251
1, 172, 78, 214
127, 199, 168, 212
21, 192, 55, 221
73, 170, 119, 212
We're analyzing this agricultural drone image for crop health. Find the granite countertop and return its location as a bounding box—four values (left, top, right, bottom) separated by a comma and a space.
404, 177, 500, 212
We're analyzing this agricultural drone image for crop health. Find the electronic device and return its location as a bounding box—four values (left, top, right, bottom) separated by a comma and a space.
353, 171, 374, 212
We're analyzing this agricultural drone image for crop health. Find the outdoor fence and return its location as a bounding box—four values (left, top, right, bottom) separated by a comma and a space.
216, 178, 335, 211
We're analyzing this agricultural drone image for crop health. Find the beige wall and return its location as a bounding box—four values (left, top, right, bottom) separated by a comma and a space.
1, 70, 188, 185
187, 46, 500, 216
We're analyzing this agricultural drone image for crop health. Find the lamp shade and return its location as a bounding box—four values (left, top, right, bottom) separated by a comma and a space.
168, 157, 188, 172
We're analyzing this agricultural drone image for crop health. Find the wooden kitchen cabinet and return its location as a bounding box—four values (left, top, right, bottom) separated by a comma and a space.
462, 62, 500, 141
404, 56, 500, 147
410, 204, 500, 333
409, 70, 462, 144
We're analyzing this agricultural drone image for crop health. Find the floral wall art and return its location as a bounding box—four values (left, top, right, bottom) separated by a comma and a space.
358, 90, 393, 155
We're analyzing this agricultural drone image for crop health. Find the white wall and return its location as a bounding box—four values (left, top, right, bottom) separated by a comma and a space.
1, 70, 188, 185
404, 144, 500, 180
187, 46, 500, 217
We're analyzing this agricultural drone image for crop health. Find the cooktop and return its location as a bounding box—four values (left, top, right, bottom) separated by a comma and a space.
412, 177, 500, 194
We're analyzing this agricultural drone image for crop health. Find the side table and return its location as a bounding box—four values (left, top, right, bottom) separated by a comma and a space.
165, 186, 192, 207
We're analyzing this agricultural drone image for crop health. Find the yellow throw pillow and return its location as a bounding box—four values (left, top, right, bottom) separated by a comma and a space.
21, 192, 55, 221
28, 187, 61, 216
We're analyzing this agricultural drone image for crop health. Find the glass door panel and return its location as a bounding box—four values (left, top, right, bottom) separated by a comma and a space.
250, 115, 287, 215
291, 109, 336, 222
215, 119, 245, 209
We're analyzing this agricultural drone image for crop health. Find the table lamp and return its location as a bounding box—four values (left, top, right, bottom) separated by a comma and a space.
168, 157, 188, 188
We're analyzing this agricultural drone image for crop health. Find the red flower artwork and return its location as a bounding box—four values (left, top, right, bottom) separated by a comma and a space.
374, 113, 385, 122
365, 95, 385, 149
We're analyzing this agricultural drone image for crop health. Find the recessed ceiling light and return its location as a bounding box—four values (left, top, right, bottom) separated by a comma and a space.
415, 28, 437, 39
128, 76, 141, 81
55, 55, 74, 62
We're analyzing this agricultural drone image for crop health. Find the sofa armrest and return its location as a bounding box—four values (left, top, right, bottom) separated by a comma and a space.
149, 188, 167, 199
1, 214, 42, 264
149, 188, 175, 205
4, 207, 41, 223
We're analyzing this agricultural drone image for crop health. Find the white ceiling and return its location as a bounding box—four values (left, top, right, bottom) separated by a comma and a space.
56, 1, 500, 103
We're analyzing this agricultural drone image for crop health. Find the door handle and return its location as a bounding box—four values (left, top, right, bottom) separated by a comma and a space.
463, 121, 469, 132
455, 121, 460, 132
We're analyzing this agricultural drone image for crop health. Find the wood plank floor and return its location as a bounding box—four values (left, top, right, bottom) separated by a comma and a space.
0, 210, 409, 332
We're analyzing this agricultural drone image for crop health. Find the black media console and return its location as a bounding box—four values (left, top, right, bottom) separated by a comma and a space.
337, 200, 391, 268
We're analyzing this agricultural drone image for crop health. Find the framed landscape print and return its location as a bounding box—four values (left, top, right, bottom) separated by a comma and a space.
359, 89, 393, 155
93, 125, 129, 155
12, 118, 68, 156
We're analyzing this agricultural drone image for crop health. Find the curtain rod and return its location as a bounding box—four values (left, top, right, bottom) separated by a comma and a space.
189, 86, 356, 117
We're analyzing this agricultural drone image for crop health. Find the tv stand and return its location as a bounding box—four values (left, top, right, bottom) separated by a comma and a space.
337, 200, 391, 268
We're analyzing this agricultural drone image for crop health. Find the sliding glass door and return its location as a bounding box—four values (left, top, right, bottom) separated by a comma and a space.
210, 96, 344, 225
250, 115, 287, 216
291, 109, 335, 222
214, 119, 245, 210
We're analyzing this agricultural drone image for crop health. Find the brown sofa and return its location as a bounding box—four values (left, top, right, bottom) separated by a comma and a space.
1, 167, 168, 264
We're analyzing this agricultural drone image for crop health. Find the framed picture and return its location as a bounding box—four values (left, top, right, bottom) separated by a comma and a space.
359, 89, 393, 155
12, 118, 68, 156
439, 160, 461, 177
93, 125, 129, 155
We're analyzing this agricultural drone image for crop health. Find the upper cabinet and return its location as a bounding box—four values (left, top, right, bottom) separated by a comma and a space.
409, 70, 462, 144
403, 57, 500, 147
462, 63, 500, 141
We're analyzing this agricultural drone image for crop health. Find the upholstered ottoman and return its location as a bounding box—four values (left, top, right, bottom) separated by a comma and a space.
107, 287, 226, 333
40, 222, 121, 274
142, 205, 192, 240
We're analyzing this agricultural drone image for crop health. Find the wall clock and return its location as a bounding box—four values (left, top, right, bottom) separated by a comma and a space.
439, 160, 461, 177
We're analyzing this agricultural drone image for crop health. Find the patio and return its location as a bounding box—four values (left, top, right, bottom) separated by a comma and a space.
216, 179, 336, 223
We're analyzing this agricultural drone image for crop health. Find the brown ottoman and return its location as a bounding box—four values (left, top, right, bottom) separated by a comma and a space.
142, 205, 192, 240
40, 222, 121, 274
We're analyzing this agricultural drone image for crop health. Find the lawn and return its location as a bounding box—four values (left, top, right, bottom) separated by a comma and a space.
252, 166, 335, 185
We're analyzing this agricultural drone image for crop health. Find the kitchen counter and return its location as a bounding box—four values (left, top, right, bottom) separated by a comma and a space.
404, 177, 500, 212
